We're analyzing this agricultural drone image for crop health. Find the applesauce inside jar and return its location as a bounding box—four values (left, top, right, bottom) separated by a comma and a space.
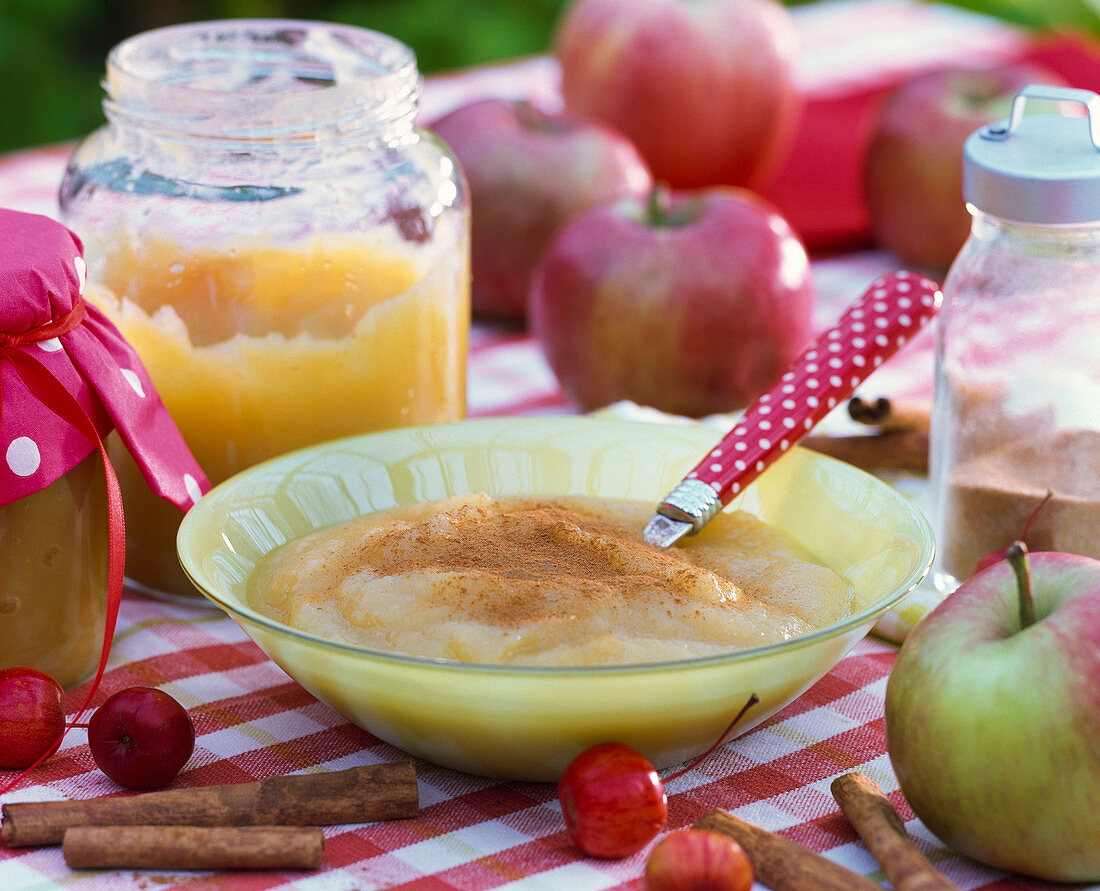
0, 454, 108, 689
90, 232, 469, 600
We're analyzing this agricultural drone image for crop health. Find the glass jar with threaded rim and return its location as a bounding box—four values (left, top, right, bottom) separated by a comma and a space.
60, 19, 470, 602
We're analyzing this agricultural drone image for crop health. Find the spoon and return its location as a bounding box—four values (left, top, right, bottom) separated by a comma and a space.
644, 270, 942, 548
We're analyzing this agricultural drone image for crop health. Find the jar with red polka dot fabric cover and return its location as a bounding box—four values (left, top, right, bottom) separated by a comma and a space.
59, 20, 470, 603
0, 208, 207, 690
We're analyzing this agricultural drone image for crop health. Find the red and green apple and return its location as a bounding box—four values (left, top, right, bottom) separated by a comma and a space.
885, 546, 1100, 882
554, 0, 801, 190
529, 186, 815, 417
430, 97, 652, 323
863, 63, 1067, 271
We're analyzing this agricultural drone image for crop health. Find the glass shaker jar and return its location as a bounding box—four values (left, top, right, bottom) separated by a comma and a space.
929, 84, 1100, 591
59, 20, 470, 601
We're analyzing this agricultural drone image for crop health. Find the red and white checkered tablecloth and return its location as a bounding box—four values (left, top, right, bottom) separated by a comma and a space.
3, 2, 1097, 888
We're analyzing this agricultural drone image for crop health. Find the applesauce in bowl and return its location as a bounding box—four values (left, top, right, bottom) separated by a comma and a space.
178, 416, 934, 780
247, 494, 854, 666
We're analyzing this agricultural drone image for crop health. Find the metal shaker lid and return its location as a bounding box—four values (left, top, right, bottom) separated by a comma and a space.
963, 84, 1100, 224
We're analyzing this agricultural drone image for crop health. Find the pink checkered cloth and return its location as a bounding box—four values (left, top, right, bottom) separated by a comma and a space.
2, 2, 1096, 888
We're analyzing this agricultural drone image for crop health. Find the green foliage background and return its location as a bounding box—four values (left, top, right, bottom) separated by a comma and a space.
1, 0, 1097, 153
0, 0, 570, 153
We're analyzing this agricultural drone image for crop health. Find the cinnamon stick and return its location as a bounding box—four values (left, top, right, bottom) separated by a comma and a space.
804, 429, 928, 473
2, 761, 417, 848
693, 809, 882, 891
62, 825, 324, 871
848, 396, 930, 433
831, 772, 959, 891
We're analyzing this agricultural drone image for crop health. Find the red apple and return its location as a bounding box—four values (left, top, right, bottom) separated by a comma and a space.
430, 98, 652, 322
529, 186, 815, 417
0, 667, 65, 770
558, 742, 668, 859
88, 687, 195, 789
863, 63, 1067, 271
645, 829, 753, 891
885, 546, 1100, 882
554, 0, 801, 190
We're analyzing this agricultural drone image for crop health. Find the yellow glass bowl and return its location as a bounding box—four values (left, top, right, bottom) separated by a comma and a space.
178, 416, 933, 781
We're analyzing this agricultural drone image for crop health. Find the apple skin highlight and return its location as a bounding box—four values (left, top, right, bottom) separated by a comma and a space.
884, 551, 1100, 882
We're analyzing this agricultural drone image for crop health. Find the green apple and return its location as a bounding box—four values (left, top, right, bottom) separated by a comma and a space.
884, 546, 1100, 882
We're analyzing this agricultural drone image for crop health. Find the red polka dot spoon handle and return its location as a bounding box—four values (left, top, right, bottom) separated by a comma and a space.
643, 271, 942, 548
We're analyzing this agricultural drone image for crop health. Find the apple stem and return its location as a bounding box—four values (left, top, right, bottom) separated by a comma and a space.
646, 184, 673, 227
1005, 541, 1036, 629
663, 692, 759, 784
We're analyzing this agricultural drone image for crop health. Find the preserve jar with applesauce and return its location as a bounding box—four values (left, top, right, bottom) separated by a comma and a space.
59, 20, 470, 601
929, 84, 1100, 592
0, 209, 207, 689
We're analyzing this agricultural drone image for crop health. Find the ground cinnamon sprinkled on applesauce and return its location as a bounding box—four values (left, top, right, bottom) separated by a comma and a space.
362, 503, 726, 626
247, 494, 853, 666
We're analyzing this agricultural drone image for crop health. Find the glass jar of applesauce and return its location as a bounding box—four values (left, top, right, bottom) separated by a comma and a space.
1, 212, 111, 691
929, 84, 1100, 592
1, 209, 205, 688
60, 20, 470, 601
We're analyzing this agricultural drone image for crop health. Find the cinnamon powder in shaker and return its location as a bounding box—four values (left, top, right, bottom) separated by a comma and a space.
941, 429, 1100, 579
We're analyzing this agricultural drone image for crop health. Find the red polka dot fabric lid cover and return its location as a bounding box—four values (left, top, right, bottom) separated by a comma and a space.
0, 208, 208, 508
